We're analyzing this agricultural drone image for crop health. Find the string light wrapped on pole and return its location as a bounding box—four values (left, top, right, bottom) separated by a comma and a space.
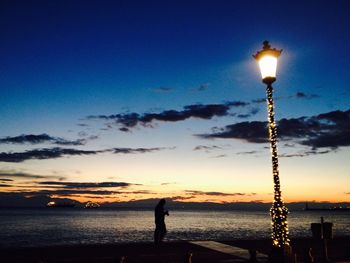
253, 41, 291, 259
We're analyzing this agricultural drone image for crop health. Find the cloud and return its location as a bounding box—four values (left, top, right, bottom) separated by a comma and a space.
197, 83, 209, 92
0, 184, 12, 187
212, 154, 227, 158
237, 108, 259, 119
198, 109, 350, 152
10, 188, 153, 197
111, 147, 170, 154
0, 178, 14, 182
161, 182, 176, 186
140, 104, 231, 122
252, 92, 319, 105
0, 148, 101, 163
87, 101, 249, 130
0, 134, 86, 146
24, 189, 119, 196
225, 101, 249, 107
0, 170, 66, 180
171, 195, 195, 200
252, 98, 266, 104
119, 127, 130, 132
236, 114, 250, 119
283, 143, 296, 148
0, 146, 170, 163
193, 145, 222, 152
280, 149, 332, 158
151, 86, 174, 93
125, 190, 153, 194
249, 107, 260, 115
1, 178, 152, 198
199, 121, 268, 143
185, 190, 246, 196
38, 181, 132, 188
77, 123, 89, 127
78, 131, 88, 137
236, 151, 259, 155
294, 92, 320, 100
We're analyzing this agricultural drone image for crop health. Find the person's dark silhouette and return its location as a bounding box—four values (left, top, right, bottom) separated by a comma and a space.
154, 198, 169, 245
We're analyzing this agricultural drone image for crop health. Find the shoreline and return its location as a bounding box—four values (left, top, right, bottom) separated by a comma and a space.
1, 237, 349, 262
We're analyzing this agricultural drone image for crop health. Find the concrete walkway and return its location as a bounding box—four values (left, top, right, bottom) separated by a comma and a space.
0, 241, 265, 263
189, 240, 268, 262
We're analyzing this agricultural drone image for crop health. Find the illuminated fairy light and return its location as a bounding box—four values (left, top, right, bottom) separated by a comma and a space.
254, 41, 290, 250
266, 84, 290, 248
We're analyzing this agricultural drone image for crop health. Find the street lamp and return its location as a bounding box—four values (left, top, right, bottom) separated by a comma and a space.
253, 41, 290, 252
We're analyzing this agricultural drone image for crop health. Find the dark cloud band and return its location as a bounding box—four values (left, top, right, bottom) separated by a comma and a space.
198, 109, 350, 151
185, 190, 246, 196
87, 101, 250, 131
0, 170, 66, 180
0, 134, 86, 146
38, 181, 131, 188
0, 146, 172, 163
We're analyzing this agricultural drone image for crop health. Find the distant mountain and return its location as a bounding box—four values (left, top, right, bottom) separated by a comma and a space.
102, 198, 350, 211
0, 192, 349, 211
0, 192, 82, 208
103, 198, 256, 210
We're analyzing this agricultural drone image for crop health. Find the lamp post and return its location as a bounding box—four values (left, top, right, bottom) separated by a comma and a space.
253, 41, 290, 253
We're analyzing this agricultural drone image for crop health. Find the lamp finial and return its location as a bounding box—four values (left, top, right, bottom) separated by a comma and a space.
263, 41, 271, 50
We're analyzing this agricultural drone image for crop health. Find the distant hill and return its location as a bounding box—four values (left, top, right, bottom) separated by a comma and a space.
100, 199, 350, 211
0, 192, 349, 211
0, 193, 81, 208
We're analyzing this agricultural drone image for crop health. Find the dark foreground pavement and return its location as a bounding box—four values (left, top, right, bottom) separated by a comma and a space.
0, 241, 250, 263
1, 237, 349, 263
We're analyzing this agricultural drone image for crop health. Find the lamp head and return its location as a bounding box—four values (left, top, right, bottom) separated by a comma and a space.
253, 41, 282, 85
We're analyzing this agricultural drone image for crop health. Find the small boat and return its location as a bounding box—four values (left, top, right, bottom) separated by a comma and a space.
46, 201, 75, 208
84, 201, 100, 209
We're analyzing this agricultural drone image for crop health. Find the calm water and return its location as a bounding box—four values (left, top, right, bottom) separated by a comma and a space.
0, 208, 349, 248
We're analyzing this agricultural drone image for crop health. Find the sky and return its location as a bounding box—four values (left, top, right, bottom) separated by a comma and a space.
1, 0, 350, 205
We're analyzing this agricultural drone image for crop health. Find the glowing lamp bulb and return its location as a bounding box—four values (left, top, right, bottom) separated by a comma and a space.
253, 41, 282, 84
258, 55, 278, 79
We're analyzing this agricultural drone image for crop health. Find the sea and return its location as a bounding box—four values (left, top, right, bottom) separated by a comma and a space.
0, 208, 349, 248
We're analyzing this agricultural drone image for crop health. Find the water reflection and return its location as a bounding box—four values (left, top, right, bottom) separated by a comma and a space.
0, 209, 349, 248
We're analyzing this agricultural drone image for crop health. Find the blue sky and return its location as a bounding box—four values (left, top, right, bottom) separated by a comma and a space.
1, 0, 349, 204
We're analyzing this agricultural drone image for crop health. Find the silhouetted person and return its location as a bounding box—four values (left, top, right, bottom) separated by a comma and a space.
154, 198, 169, 245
